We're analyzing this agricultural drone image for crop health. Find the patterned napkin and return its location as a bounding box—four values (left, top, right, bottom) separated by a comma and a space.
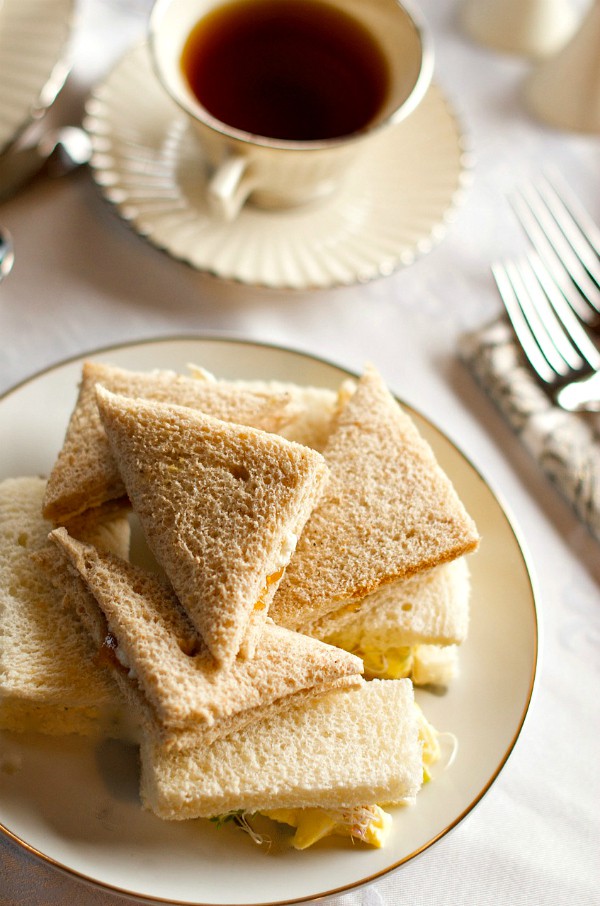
459, 318, 600, 543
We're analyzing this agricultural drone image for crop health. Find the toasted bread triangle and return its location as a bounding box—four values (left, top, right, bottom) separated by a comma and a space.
270, 366, 480, 629
48, 529, 363, 748
95, 387, 330, 665
42, 362, 307, 524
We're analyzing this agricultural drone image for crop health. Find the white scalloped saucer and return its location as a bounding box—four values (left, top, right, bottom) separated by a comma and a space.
84, 44, 472, 290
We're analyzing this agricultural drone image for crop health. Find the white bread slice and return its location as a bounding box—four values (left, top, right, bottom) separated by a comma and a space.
307, 558, 471, 648
140, 679, 422, 820
47, 529, 363, 748
412, 644, 459, 686
42, 361, 309, 524
0, 477, 127, 736
95, 387, 330, 666
305, 559, 470, 686
270, 366, 480, 630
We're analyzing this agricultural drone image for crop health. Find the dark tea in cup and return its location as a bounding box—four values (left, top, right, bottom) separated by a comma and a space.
150, 0, 433, 219
180, 0, 391, 141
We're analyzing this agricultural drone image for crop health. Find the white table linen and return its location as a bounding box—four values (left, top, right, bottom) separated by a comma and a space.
0, 1, 598, 904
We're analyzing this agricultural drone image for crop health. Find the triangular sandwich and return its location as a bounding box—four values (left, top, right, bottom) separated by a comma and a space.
269, 366, 480, 630
187, 363, 353, 450
95, 387, 329, 665
42, 361, 309, 524
47, 529, 363, 750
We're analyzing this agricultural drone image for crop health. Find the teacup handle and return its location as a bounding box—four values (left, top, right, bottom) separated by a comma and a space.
207, 154, 257, 222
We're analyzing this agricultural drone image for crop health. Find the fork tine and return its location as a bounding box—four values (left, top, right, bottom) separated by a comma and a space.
519, 176, 600, 282
492, 260, 557, 384
543, 168, 600, 258
534, 175, 600, 281
511, 257, 580, 377
529, 253, 600, 372
517, 256, 586, 373
510, 181, 600, 322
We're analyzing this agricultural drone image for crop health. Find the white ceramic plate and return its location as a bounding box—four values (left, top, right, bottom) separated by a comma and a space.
84, 44, 472, 290
0, 0, 74, 154
0, 337, 538, 905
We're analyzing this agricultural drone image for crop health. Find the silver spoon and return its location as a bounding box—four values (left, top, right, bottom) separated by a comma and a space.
0, 126, 92, 204
0, 227, 15, 281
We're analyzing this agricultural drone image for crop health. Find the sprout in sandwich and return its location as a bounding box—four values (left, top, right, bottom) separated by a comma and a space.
209, 805, 392, 850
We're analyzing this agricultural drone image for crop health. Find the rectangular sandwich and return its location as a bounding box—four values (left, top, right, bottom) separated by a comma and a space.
140, 679, 428, 849
0, 477, 129, 737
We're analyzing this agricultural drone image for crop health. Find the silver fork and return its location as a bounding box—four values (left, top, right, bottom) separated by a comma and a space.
492, 252, 600, 412
510, 171, 600, 325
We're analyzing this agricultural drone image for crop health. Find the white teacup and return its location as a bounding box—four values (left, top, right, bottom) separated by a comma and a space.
149, 0, 434, 221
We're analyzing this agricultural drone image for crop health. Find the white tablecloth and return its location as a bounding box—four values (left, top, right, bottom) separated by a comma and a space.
1, 1, 599, 904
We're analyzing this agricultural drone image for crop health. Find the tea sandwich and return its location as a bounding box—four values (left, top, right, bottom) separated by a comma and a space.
47, 528, 363, 750
95, 385, 330, 666
186, 363, 346, 451
305, 557, 471, 687
140, 679, 423, 829
42, 360, 314, 524
269, 365, 480, 632
0, 477, 129, 737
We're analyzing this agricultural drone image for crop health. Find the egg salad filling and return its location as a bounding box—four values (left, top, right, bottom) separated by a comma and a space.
261, 805, 392, 849
210, 705, 444, 850
359, 644, 414, 679
324, 639, 458, 686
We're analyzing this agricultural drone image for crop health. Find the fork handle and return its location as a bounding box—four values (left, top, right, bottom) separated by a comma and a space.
556, 371, 600, 412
